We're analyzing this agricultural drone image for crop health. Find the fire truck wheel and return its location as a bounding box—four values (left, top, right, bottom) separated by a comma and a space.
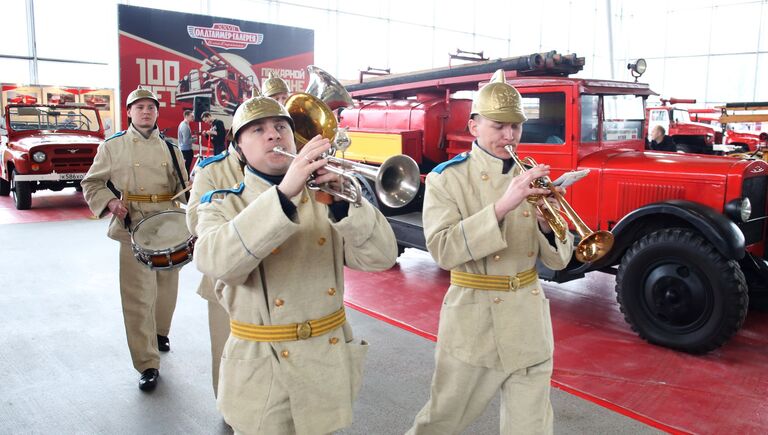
11, 169, 32, 210
615, 228, 748, 354
0, 175, 9, 196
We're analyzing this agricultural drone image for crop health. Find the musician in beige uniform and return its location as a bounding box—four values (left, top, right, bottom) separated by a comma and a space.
81, 88, 189, 391
408, 75, 574, 434
186, 144, 244, 397
262, 72, 291, 105
194, 96, 397, 434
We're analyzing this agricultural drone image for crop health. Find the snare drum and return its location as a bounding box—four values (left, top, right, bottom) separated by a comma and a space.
131, 210, 195, 269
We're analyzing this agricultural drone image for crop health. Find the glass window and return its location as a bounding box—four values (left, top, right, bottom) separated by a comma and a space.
0, 0, 28, 57
581, 94, 599, 142
34, 0, 115, 63
710, 4, 760, 54
388, 0, 435, 26
603, 95, 645, 141
650, 109, 669, 122
520, 92, 566, 144
390, 23, 435, 73
706, 54, 757, 104
0, 58, 30, 84
7, 106, 101, 133
38, 61, 116, 89
671, 109, 691, 123
336, 14, 388, 80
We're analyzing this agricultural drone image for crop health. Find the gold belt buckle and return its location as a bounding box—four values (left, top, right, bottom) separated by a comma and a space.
296, 321, 312, 340
509, 275, 520, 291
150, 194, 158, 203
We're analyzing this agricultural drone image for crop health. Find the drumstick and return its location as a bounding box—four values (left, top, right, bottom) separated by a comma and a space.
171, 185, 193, 201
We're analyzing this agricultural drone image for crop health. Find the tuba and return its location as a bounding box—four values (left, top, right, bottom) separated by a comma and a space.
278, 66, 421, 208
506, 146, 614, 263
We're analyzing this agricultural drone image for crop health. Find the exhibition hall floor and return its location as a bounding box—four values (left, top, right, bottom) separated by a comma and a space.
2, 190, 765, 434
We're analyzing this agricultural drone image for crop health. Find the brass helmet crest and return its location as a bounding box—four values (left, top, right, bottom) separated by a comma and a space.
125, 87, 159, 108
263, 72, 291, 98
470, 69, 527, 124
230, 96, 294, 141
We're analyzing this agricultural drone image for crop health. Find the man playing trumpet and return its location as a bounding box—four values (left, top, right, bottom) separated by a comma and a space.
194, 95, 397, 434
408, 72, 574, 434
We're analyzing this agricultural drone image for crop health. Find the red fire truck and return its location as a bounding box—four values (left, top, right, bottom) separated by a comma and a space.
339, 51, 768, 353
646, 98, 723, 153
690, 106, 765, 152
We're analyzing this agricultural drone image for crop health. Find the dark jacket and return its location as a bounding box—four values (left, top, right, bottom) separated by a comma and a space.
210, 119, 226, 154
648, 135, 676, 152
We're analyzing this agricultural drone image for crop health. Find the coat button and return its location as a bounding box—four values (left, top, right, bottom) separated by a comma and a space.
139, 187, 145, 191
327, 288, 336, 296
301, 196, 308, 203
481, 173, 489, 181
317, 237, 326, 246
523, 210, 530, 217
531, 288, 540, 295
528, 251, 535, 257
271, 247, 281, 255
281, 350, 289, 358
493, 297, 502, 304
161, 162, 167, 167
493, 255, 501, 261
134, 163, 140, 167
132, 138, 138, 143
329, 337, 339, 345
275, 298, 284, 307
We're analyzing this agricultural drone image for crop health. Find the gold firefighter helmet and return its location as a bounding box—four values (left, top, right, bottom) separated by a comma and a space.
230, 96, 294, 141
470, 70, 527, 124
125, 87, 159, 108
489, 68, 506, 83
263, 72, 291, 98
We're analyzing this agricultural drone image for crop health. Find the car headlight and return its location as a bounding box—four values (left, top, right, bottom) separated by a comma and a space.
726, 197, 751, 222
32, 151, 47, 163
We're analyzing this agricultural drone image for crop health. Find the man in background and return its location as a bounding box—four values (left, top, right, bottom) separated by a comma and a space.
178, 109, 195, 172
202, 112, 226, 155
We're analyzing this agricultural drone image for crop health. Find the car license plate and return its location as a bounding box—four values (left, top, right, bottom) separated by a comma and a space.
60, 173, 85, 181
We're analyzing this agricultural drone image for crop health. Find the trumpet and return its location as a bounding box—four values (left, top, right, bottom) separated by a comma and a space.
282, 65, 421, 208
273, 146, 420, 208
506, 146, 614, 263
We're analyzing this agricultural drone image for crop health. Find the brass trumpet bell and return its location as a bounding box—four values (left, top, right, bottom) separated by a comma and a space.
284, 92, 337, 150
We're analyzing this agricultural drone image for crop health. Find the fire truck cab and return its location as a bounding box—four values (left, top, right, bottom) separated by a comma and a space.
339, 51, 768, 354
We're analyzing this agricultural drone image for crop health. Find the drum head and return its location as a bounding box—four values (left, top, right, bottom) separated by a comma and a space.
133, 211, 190, 251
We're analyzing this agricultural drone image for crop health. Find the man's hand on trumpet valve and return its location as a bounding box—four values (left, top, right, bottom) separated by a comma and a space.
278, 135, 331, 198
494, 163, 551, 221
535, 186, 565, 233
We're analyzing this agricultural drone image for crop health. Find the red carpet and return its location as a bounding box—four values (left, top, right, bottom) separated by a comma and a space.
0, 191, 94, 225
344, 248, 768, 435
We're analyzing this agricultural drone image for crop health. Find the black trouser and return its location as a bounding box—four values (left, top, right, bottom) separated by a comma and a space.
182, 149, 194, 173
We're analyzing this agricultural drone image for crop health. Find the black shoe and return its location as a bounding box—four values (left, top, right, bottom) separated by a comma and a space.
157, 334, 170, 352
139, 368, 159, 392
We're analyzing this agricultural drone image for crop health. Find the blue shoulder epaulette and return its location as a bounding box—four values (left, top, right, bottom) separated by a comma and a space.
432, 152, 469, 174
200, 182, 245, 204
198, 151, 229, 169
105, 130, 126, 142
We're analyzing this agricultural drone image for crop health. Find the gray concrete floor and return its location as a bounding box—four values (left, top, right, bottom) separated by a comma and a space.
0, 219, 660, 434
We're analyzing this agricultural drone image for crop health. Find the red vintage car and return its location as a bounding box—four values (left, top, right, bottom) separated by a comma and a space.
0, 104, 104, 209
339, 51, 768, 353
8, 94, 38, 105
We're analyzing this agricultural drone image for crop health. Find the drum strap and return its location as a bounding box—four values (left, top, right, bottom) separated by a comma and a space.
164, 139, 190, 202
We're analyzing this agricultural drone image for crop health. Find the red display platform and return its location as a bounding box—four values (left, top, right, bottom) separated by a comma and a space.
0, 191, 93, 225
344, 249, 768, 435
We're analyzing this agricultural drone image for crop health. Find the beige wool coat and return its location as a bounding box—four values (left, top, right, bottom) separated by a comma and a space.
194, 168, 398, 434
186, 146, 244, 301
81, 124, 188, 241
423, 142, 574, 373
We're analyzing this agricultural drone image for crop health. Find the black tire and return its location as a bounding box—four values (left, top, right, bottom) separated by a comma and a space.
11, 169, 32, 210
0, 174, 9, 196
615, 228, 748, 353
